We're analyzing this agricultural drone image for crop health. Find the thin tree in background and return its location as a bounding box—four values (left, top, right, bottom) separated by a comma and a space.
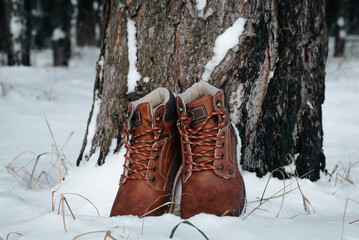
51, 0, 72, 66
76, 0, 99, 46
4, 0, 31, 66
334, 0, 350, 57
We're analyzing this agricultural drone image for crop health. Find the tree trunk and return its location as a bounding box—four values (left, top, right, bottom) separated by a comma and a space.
5, 0, 31, 66
76, 0, 98, 46
77, 0, 328, 181
334, 0, 349, 57
51, 0, 72, 66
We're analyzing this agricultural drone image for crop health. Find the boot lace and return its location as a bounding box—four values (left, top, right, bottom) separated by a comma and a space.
122, 123, 162, 180
178, 111, 226, 173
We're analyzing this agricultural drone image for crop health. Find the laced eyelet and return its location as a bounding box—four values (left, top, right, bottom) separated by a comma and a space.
154, 154, 159, 160
155, 115, 162, 122
152, 166, 157, 172
151, 176, 156, 182
222, 114, 226, 119
216, 101, 223, 107
157, 126, 164, 134
221, 142, 225, 148
220, 153, 225, 159
220, 164, 225, 170
178, 106, 183, 112
176, 121, 181, 126
228, 169, 234, 174
221, 131, 226, 136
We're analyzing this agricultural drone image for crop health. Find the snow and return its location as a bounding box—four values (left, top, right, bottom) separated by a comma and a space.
52, 28, 66, 41
195, 0, 206, 18
340, 30, 347, 39
143, 77, 150, 83
337, 17, 345, 27
1, 41, 359, 239
126, 18, 141, 93
202, 18, 246, 82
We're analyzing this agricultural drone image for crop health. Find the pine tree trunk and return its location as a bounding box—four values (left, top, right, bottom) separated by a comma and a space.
334, 0, 349, 57
51, 0, 72, 66
76, 0, 98, 46
5, 0, 31, 66
77, 0, 328, 181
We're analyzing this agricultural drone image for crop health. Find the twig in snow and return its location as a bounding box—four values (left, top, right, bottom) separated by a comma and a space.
341, 198, 359, 240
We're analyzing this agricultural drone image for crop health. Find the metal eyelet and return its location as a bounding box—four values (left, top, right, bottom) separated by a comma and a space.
220, 164, 225, 170
228, 169, 234, 174
222, 114, 226, 119
221, 131, 226, 136
152, 166, 157, 172
155, 115, 162, 122
217, 101, 223, 108
125, 113, 129, 118
221, 142, 225, 148
178, 106, 183, 112
151, 176, 156, 182
154, 154, 159, 160
157, 126, 164, 134
220, 153, 225, 159
176, 121, 181, 126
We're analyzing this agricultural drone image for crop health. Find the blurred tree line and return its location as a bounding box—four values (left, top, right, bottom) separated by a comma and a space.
0, 0, 358, 67
0, 0, 101, 66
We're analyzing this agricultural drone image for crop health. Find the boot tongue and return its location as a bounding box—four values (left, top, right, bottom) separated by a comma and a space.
185, 95, 218, 166
185, 95, 217, 129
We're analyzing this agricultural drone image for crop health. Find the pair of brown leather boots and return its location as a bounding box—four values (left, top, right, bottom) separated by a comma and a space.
110, 82, 246, 219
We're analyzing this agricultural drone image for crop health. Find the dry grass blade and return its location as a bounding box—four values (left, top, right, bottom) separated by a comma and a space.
27, 152, 50, 189
341, 198, 359, 240
61, 195, 67, 232
260, 164, 289, 204
104, 231, 121, 240
6, 232, 22, 240
52, 184, 61, 211
62, 193, 100, 217
169, 165, 182, 213
244, 170, 313, 220
349, 219, 359, 224
141, 202, 175, 217
60, 131, 74, 154
286, 155, 315, 214
44, 115, 60, 157
73, 230, 125, 240
63, 196, 76, 220
221, 210, 231, 216
73, 231, 107, 240
58, 194, 76, 232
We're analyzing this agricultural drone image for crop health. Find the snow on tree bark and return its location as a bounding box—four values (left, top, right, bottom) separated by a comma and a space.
77, 0, 328, 181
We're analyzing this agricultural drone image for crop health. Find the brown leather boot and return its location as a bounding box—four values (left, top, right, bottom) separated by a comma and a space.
177, 82, 246, 219
110, 88, 181, 217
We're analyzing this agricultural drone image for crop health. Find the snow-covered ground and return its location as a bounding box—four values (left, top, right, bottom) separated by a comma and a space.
0, 41, 358, 240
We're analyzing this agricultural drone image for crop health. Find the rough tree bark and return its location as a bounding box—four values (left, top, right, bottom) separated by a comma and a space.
77, 0, 328, 181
